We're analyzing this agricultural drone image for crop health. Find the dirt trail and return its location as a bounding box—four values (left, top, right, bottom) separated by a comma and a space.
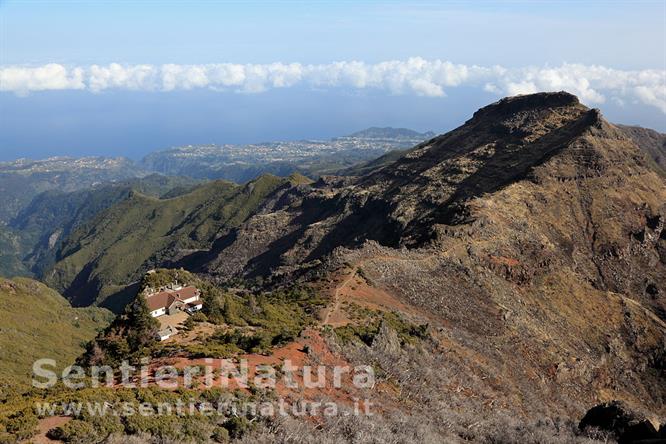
323, 269, 358, 325
322, 252, 440, 326
28, 416, 71, 444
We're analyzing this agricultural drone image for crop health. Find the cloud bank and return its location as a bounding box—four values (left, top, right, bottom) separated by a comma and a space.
1, 58, 664, 112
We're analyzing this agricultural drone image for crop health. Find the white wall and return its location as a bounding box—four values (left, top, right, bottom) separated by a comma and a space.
151, 308, 166, 317
181, 295, 199, 304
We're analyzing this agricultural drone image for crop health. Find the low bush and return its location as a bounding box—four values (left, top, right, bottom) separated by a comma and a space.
335, 311, 429, 346
48, 419, 98, 443
3, 410, 38, 441
188, 286, 326, 357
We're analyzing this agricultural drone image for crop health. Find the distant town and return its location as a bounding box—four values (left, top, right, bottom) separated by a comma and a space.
140, 127, 437, 180
0, 127, 436, 182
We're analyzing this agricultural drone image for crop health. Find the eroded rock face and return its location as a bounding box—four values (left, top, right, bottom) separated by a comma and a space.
193, 92, 666, 421
203, 93, 666, 318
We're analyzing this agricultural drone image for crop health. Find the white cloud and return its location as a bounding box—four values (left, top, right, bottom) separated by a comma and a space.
1, 60, 664, 113
89, 63, 156, 92
635, 85, 666, 113
504, 81, 538, 96
0, 63, 85, 94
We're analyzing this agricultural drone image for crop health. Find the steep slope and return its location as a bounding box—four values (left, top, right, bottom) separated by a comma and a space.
342, 119, 666, 180
0, 156, 146, 224
224, 93, 665, 317
0, 227, 30, 277
184, 92, 666, 420
617, 124, 666, 171
0, 225, 32, 277
45, 175, 298, 310
0, 277, 113, 396
201, 93, 664, 278
7, 174, 200, 278
42, 92, 666, 425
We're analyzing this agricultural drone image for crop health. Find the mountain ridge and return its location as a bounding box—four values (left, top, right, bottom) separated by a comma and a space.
21, 92, 666, 439
198, 92, 664, 281
616, 123, 666, 171
45, 175, 297, 310
48, 92, 666, 321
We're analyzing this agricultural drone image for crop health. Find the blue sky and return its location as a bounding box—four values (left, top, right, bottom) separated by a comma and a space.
2, 1, 664, 68
1, 1, 665, 160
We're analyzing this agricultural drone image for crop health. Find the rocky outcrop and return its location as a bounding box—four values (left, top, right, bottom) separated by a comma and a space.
201, 93, 666, 313
191, 92, 666, 421
579, 401, 661, 444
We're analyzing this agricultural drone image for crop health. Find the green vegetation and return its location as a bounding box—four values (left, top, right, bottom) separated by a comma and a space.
78, 288, 159, 367
46, 174, 290, 308
0, 227, 30, 278
334, 309, 429, 347
165, 269, 325, 357
140, 268, 196, 291
188, 284, 326, 357
0, 174, 200, 278
0, 278, 113, 398
285, 172, 313, 186
0, 386, 263, 443
81, 268, 326, 363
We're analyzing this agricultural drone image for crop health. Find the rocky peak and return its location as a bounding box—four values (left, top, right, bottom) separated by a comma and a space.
458, 91, 585, 143
367, 93, 647, 190
470, 91, 581, 122
336, 92, 660, 246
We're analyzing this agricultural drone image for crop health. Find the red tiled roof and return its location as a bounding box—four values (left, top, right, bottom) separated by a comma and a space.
145, 292, 176, 311
174, 286, 198, 300
145, 286, 200, 311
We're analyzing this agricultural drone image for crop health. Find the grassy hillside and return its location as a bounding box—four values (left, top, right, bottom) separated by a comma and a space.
0, 277, 113, 396
0, 174, 200, 279
0, 157, 145, 224
11, 174, 200, 277
46, 174, 290, 309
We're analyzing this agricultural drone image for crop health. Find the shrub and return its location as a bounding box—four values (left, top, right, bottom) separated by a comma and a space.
78, 410, 124, 438
186, 342, 242, 359
48, 419, 97, 443
183, 316, 196, 331
79, 292, 159, 367
223, 416, 252, 439
212, 426, 230, 443
334, 311, 429, 346
191, 312, 208, 322
188, 286, 326, 358
123, 412, 181, 437
4, 411, 38, 441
